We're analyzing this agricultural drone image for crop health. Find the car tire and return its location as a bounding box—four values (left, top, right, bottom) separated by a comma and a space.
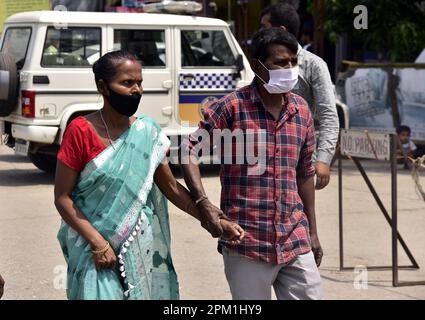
28, 152, 57, 174
0, 52, 19, 117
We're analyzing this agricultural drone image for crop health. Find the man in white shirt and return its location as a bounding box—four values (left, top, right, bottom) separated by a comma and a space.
260, 3, 339, 190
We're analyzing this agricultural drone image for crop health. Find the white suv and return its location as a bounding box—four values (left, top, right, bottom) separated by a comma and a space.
0, 10, 254, 172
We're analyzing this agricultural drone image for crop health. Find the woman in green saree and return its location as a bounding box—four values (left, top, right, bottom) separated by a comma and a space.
54, 51, 244, 300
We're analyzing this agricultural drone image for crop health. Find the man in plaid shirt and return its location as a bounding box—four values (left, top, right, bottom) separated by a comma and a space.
181, 28, 323, 300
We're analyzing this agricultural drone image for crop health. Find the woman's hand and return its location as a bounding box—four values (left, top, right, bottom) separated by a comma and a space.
220, 219, 245, 246
92, 245, 117, 272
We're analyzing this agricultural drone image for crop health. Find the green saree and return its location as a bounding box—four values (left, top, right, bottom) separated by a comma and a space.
57, 116, 179, 300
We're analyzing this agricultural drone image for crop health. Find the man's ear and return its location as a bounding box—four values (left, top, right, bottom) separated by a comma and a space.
280, 26, 287, 32
97, 79, 109, 96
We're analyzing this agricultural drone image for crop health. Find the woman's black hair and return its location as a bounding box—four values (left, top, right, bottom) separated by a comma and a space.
92, 50, 138, 85
396, 125, 411, 135
250, 27, 298, 63
260, 3, 300, 37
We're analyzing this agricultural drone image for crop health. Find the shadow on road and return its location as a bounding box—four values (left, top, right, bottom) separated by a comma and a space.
0, 153, 220, 187
0, 168, 54, 186
331, 159, 415, 177
0, 150, 54, 186
0, 154, 31, 163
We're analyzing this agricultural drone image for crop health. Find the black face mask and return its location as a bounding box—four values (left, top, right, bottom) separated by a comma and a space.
106, 86, 142, 117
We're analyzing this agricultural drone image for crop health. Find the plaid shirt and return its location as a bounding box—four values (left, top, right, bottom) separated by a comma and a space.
185, 82, 316, 265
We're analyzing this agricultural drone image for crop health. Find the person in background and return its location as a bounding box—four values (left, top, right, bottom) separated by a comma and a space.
260, 3, 340, 190
300, 27, 314, 53
206, 0, 218, 18
396, 125, 418, 169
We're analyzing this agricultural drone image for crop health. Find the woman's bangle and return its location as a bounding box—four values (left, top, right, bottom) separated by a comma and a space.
91, 241, 110, 256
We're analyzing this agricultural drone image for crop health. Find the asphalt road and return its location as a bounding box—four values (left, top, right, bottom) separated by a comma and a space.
1, 145, 424, 300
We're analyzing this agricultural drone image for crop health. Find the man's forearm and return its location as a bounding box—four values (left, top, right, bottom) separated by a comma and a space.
297, 175, 318, 235
181, 159, 224, 237
181, 159, 208, 200
312, 60, 340, 166
315, 101, 339, 166
316, 120, 339, 165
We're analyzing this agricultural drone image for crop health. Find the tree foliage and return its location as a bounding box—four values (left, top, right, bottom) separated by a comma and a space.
325, 0, 425, 62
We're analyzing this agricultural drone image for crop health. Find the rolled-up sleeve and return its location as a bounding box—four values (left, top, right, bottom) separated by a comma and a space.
311, 58, 340, 165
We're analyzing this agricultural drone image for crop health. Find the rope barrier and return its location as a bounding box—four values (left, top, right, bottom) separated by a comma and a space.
409, 155, 425, 201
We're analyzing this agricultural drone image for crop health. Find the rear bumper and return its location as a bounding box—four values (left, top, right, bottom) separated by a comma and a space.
11, 124, 58, 144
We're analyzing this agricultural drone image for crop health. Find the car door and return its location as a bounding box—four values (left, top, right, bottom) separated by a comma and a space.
176, 27, 239, 127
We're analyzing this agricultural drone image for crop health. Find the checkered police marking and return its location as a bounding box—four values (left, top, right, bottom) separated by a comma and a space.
179, 73, 236, 90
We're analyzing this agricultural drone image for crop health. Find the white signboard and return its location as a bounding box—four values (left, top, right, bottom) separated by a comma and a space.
341, 130, 391, 160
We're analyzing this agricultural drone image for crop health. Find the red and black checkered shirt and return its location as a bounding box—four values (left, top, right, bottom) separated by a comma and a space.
185, 82, 316, 265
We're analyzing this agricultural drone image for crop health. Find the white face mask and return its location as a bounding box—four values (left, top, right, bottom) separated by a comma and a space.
255, 60, 299, 94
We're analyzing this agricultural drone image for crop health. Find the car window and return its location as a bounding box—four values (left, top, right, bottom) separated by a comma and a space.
1, 27, 32, 69
181, 30, 236, 68
113, 29, 166, 68
41, 27, 101, 68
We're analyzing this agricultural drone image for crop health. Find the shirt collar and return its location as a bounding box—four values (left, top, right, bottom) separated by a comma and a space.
297, 43, 303, 55
286, 94, 299, 115
248, 80, 262, 103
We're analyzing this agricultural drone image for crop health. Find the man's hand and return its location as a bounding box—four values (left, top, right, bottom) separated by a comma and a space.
315, 162, 330, 190
310, 234, 323, 267
0, 273, 4, 299
197, 199, 224, 238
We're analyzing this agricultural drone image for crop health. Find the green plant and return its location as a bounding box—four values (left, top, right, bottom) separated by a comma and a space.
325, 0, 425, 61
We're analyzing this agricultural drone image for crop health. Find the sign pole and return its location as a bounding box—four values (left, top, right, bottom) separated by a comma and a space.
391, 134, 399, 286
338, 149, 344, 270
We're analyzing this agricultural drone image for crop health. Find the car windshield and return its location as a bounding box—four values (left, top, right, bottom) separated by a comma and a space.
1, 27, 32, 69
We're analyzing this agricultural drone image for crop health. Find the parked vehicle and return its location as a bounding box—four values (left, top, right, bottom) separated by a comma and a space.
0, 10, 253, 172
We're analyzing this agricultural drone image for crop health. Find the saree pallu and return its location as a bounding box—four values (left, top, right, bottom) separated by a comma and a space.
57, 116, 179, 300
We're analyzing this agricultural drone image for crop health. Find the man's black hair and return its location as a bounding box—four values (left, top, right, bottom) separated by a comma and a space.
250, 28, 298, 63
396, 125, 412, 135
260, 3, 301, 37
92, 50, 138, 85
